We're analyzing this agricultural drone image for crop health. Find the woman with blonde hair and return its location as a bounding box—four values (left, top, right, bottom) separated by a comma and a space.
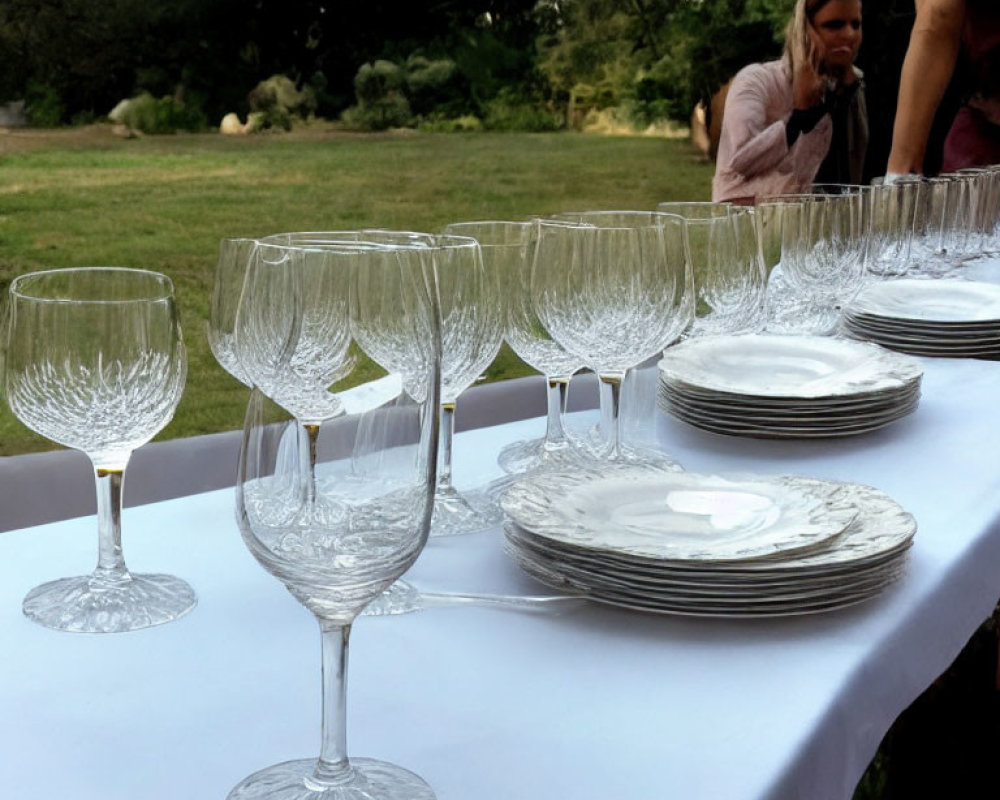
712, 0, 867, 203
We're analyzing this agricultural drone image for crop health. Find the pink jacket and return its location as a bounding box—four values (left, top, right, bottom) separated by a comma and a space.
712, 59, 832, 203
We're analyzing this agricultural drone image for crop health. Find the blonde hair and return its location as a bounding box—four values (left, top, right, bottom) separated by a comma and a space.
784, 0, 812, 74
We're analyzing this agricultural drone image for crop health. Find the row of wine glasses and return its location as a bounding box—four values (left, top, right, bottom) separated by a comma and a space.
0, 200, 774, 636
213, 231, 503, 538
0, 207, 774, 798
756, 165, 1000, 336
0, 243, 444, 795
423, 207, 770, 473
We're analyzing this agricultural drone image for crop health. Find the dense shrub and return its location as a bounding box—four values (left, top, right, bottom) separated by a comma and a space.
483, 89, 562, 132
342, 61, 413, 131
23, 82, 63, 127
405, 55, 470, 117
113, 92, 206, 134
341, 93, 413, 131
243, 75, 316, 132
354, 60, 406, 107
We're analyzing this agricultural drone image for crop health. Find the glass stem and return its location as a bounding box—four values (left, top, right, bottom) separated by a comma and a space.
308, 621, 355, 788
598, 372, 625, 460
92, 464, 132, 588
543, 375, 571, 451
439, 402, 456, 491
302, 422, 320, 506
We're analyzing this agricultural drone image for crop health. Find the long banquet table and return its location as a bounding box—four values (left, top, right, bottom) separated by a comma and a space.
1, 355, 999, 800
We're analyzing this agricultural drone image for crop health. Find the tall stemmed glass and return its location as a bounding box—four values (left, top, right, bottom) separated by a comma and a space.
534, 212, 689, 461
259, 230, 498, 535
444, 220, 583, 474
657, 202, 767, 337
4, 267, 195, 633
428, 233, 504, 535
235, 241, 375, 509
866, 180, 920, 277
766, 191, 866, 334
229, 241, 441, 800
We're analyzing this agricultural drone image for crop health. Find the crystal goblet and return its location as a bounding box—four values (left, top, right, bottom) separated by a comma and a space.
5, 267, 195, 633
657, 201, 767, 337
229, 236, 441, 800
444, 220, 583, 475
427, 233, 504, 535
535, 212, 690, 461
762, 192, 867, 334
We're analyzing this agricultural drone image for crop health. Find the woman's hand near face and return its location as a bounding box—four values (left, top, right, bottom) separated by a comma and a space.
793, 31, 827, 110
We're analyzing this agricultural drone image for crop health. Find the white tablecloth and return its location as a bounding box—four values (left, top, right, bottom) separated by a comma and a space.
1, 356, 999, 800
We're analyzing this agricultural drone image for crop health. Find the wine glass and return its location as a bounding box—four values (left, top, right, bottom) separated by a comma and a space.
656, 202, 767, 337
534, 212, 690, 461
909, 176, 977, 275
443, 220, 583, 475
266, 230, 435, 249
235, 241, 384, 510
229, 237, 441, 800
255, 232, 480, 537
4, 267, 195, 633
764, 192, 867, 334
866, 179, 921, 277
427, 233, 504, 536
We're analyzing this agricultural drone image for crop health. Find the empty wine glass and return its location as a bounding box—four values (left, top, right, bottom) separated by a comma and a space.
866, 179, 921, 277
4, 267, 195, 633
235, 241, 392, 510
229, 232, 441, 800
910, 176, 977, 275
770, 191, 867, 334
428, 232, 504, 535
443, 220, 583, 474
657, 202, 766, 337
266, 230, 435, 249
534, 212, 689, 461
263, 230, 498, 536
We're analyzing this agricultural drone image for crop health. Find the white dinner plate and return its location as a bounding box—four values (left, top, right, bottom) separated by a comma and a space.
848, 279, 1000, 323
506, 479, 914, 574
503, 477, 915, 617
658, 334, 923, 399
501, 467, 858, 564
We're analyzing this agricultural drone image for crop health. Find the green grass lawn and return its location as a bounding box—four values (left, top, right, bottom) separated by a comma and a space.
0, 124, 713, 456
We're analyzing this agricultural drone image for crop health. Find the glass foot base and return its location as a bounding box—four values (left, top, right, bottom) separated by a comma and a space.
570, 427, 683, 470
227, 757, 435, 800
497, 437, 579, 475
22, 573, 197, 633
361, 580, 422, 617
430, 485, 502, 537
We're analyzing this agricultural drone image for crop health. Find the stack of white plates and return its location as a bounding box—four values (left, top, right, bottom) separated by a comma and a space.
843, 278, 1000, 358
657, 334, 923, 439
501, 465, 916, 618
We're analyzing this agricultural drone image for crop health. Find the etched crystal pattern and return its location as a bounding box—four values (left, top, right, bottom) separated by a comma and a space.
7, 350, 183, 464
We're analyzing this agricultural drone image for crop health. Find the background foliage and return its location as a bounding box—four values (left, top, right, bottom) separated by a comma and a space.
0, 0, 919, 142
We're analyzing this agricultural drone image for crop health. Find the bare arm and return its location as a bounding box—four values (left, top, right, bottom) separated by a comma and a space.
887, 0, 966, 174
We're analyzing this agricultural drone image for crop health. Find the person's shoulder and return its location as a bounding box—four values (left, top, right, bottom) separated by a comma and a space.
732, 59, 789, 89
